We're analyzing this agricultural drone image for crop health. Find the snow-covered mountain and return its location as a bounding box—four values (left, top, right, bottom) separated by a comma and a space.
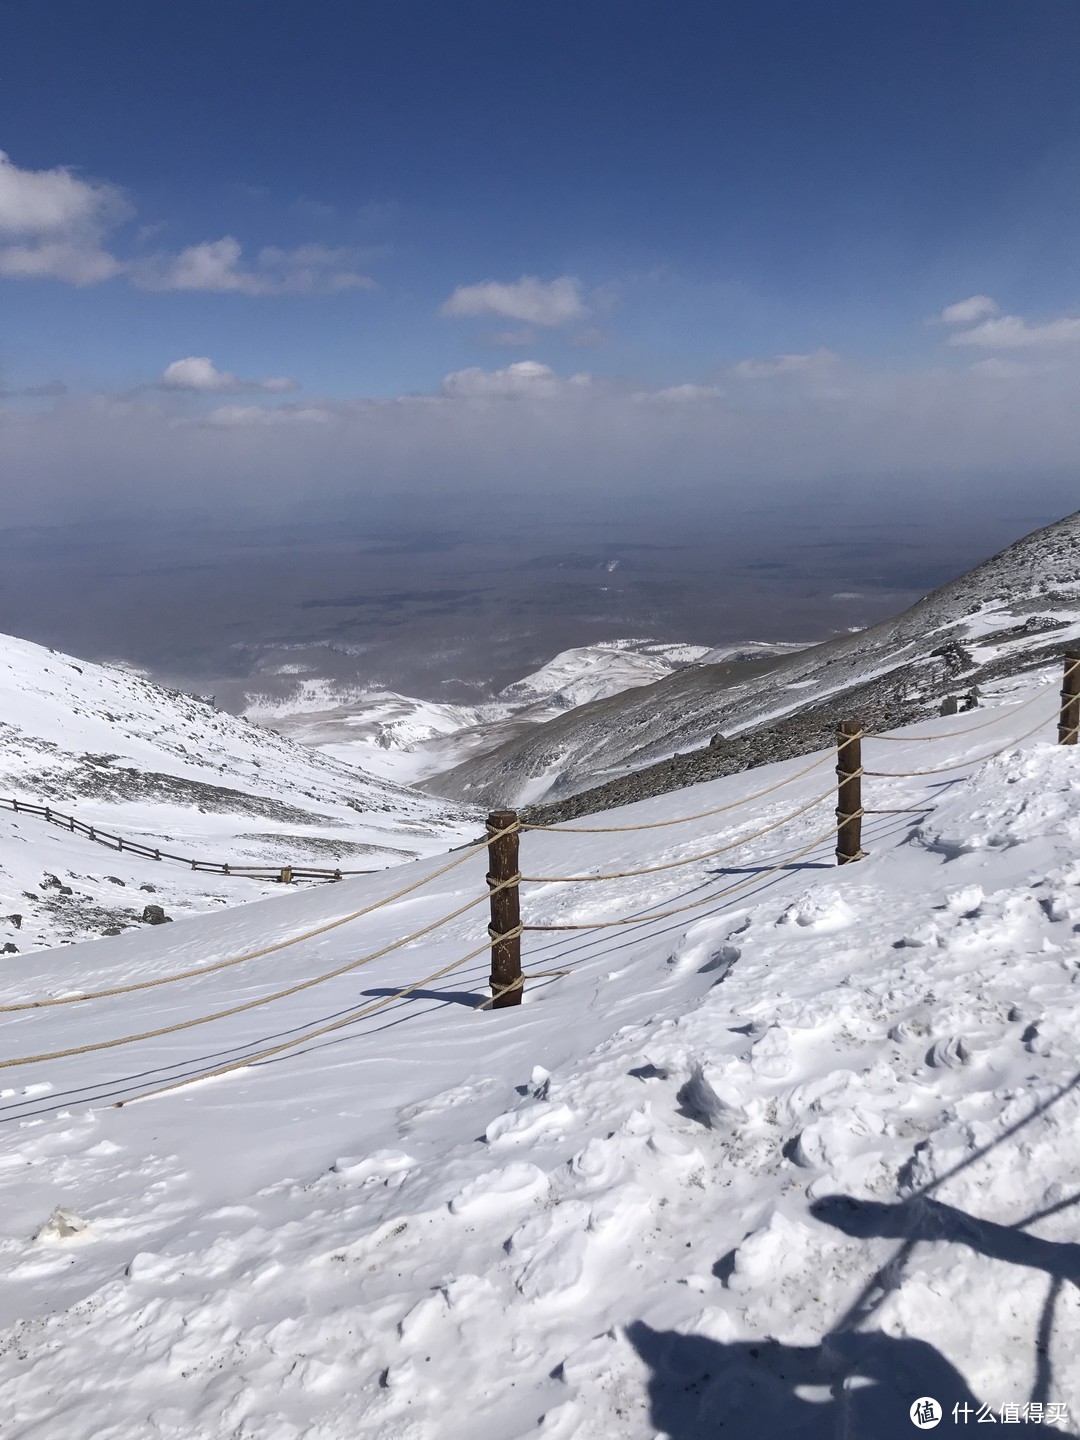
0, 632, 475, 951
3, 666, 1079, 1433
250, 638, 760, 786
425, 509, 1080, 811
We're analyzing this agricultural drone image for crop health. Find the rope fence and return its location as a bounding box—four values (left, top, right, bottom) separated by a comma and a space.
1, 651, 1076, 1108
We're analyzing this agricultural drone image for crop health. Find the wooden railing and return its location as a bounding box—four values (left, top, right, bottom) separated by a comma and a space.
0, 797, 375, 883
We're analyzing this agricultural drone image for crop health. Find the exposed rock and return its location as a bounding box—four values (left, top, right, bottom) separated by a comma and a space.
142, 904, 172, 925
35, 1207, 88, 1241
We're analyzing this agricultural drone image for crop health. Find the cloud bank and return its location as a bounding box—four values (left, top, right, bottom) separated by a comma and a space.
5, 346, 1079, 525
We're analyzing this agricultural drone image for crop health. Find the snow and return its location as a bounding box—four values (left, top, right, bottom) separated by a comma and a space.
0, 632, 475, 952
247, 639, 724, 789
499, 641, 711, 710
2, 660, 1080, 1433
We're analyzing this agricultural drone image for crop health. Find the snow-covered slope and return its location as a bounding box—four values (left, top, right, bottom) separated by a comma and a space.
426, 509, 1080, 809
2, 664, 1080, 1435
256, 639, 739, 787
498, 639, 713, 709
0, 633, 474, 951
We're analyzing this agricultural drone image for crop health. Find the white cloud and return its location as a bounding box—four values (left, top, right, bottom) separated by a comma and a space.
440, 275, 586, 326
0, 240, 123, 285
938, 294, 999, 325
948, 312, 1080, 348
134, 238, 376, 295
0, 149, 129, 237
729, 348, 837, 380
0, 149, 131, 284
439, 360, 591, 399
160, 356, 298, 393
0, 149, 378, 295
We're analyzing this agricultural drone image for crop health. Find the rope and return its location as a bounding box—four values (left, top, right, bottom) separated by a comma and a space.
863, 658, 1080, 742
520, 734, 861, 835
519, 786, 835, 883
115, 938, 495, 1108
864, 710, 1056, 779
0, 872, 519, 1069
522, 818, 843, 931
487, 922, 524, 943
475, 968, 572, 1011
0, 825, 517, 1015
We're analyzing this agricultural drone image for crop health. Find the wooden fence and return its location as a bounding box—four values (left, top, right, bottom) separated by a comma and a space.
0, 796, 375, 884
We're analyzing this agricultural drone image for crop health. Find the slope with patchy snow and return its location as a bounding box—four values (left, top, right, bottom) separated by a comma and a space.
2, 665, 1080, 1436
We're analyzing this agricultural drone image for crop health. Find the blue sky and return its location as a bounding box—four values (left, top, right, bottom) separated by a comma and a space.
2, 1, 1080, 517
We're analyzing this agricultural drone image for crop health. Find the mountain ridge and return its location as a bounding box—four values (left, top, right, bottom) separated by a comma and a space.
422, 508, 1080, 815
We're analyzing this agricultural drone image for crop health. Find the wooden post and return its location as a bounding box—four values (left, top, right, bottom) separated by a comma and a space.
835, 721, 863, 865
486, 809, 522, 1009
1059, 651, 1080, 745
280, 865, 293, 884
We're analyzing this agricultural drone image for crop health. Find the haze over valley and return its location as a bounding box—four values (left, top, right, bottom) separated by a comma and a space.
1, 482, 1069, 718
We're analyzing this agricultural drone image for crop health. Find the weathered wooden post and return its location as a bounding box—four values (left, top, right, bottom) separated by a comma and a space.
1059, 651, 1080, 745
486, 809, 523, 1008
835, 721, 863, 865
279, 865, 293, 884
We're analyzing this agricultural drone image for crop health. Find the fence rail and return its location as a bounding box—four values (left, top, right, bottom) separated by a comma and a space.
1, 651, 1076, 1110
0, 796, 377, 883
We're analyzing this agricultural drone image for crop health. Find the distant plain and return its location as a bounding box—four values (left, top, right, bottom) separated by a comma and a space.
0, 484, 1069, 709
